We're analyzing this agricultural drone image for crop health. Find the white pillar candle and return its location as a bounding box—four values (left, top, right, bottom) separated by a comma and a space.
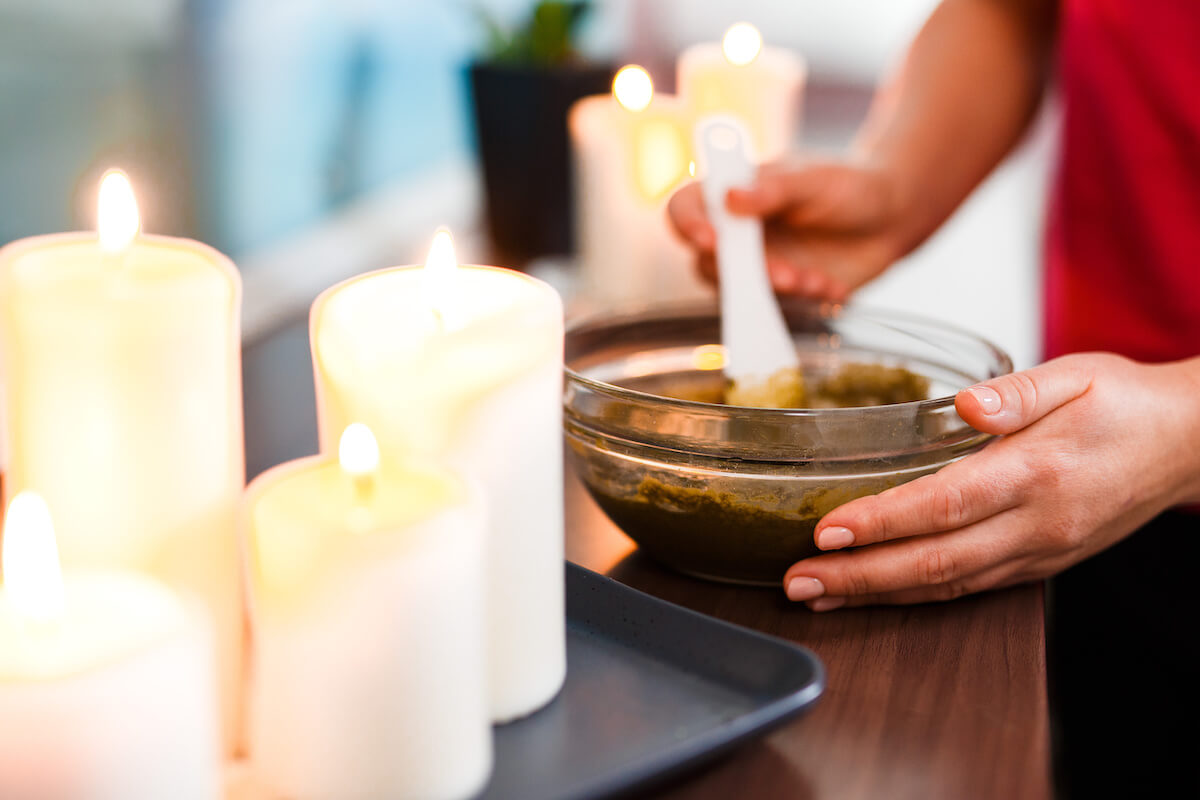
677, 23, 806, 162
0, 171, 245, 752
310, 231, 565, 723
570, 65, 710, 311
0, 492, 220, 800
244, 425, 491, 799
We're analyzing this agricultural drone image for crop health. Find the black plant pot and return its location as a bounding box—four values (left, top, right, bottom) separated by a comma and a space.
469, 60, 614, 264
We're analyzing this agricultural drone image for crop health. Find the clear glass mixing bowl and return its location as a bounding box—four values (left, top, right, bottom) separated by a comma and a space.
563, 300, 1013, 586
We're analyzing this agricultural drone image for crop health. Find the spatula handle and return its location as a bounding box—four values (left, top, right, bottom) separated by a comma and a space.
694, 116, 798, 380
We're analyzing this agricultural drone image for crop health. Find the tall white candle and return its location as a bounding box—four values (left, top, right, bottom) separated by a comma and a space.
244, 425, 492, 799
0, 171, 245, 751
677, 23, 806, 162
310, 230, 566, 722
570, 65, 710, 311
0, 492, 220, 800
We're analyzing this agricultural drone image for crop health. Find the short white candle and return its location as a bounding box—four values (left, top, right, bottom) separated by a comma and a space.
310, 231, 566, 723
0, 492, 220, 800
244, 425, 492, 799
677, 23, 806, 161
570, 65, 709, 311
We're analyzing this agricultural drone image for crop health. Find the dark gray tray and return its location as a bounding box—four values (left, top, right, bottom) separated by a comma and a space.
479, 563, 825, 800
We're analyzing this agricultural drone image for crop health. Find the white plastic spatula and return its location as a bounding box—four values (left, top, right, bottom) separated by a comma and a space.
694, 115, 799, 385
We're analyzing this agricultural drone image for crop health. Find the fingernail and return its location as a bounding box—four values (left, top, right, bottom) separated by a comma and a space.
966, 385, 1002, 415
816, 526, 855, 550
809, 597, 846, 613
785, 576, 825, 602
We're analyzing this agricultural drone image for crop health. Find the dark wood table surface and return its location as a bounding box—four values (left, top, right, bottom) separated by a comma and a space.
244, 319, 1052, 800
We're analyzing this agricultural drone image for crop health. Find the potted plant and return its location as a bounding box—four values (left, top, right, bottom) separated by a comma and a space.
469, 1, 614, 263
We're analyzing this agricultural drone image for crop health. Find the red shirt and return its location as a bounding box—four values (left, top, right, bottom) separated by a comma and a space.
1045, 0, 1200, 363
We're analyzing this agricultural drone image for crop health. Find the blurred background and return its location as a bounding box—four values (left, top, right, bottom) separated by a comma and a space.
0, 0, 1053, 368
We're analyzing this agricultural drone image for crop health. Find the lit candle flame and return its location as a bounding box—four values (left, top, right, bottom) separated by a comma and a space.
2, 491, 66, 624
97, 169, 140, 253
338, 423, 381, 478
612, 65, 654, 113
688, 160, 697, 178
722, 22, 763, 66
423, 227, 459, 329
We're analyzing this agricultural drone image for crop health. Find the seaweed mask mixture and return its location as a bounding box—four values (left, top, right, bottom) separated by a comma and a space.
725, 363, 930, 410
579, 362, 932, 584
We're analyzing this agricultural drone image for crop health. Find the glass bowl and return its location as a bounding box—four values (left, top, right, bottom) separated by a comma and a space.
563, 299, 1013, 586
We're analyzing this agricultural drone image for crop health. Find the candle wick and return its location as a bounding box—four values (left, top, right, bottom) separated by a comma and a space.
352, 474, 374, 505
16, 610, 65, 646
102, 248, 130, 272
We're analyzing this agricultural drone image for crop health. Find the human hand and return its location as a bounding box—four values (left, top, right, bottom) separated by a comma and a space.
666, 160, 909, 302
782, 353, 1200, 610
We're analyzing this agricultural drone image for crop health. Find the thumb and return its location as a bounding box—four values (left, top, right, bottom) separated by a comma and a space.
955, 356, 1095, 435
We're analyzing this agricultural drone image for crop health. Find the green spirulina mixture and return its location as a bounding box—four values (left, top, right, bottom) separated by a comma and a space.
584, 362, 930, 585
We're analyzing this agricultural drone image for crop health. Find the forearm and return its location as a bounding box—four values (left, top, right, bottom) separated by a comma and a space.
854, 0, 1057, 256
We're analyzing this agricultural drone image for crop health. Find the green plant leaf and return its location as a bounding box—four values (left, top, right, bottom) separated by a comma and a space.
473, 2, 517, 61
476, 1, 593, 65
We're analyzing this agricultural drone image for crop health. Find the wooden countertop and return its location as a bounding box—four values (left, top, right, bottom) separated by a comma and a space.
244, 319, 1051, 800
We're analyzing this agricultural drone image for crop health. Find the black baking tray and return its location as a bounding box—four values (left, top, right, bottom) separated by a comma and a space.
479, 562, 825, 799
